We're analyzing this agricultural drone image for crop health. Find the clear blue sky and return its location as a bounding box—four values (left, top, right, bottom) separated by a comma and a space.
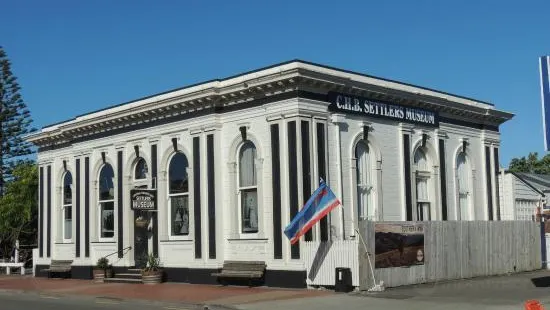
1, 0, 548, 166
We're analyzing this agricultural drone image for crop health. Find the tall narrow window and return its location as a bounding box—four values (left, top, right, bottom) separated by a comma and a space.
134, 158, 149, 180
239, 142, 258, 233
98, 164, 115, 239
414, 148, 431, 221
62, 172, 73, 241
355, 141, 374, 221
456, 152, 471, 220
169, 153, 189, 236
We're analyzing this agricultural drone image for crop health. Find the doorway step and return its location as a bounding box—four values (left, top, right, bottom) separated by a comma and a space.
104, 268, 142, 284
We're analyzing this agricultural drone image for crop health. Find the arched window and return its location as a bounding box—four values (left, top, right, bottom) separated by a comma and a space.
98, 164, 115, 239
456, 152, 471, 220
238, 141, 258, 233
169, 153, 189, 236
414, 148, 431, 221
355, 141, 374, 221
62, 171, 73, 241
134, 158, 149, 180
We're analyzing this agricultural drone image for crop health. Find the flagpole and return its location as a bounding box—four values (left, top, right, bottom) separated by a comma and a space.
355, 228, 384, 291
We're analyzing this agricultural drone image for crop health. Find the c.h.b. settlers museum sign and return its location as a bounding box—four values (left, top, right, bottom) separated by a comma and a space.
328, 92, 439, 127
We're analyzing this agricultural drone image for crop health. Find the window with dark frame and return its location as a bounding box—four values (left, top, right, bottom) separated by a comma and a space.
98, 164, 115, 239
239, 141, 258, 233
63, 171, 73, 240
169, 153, 189, 236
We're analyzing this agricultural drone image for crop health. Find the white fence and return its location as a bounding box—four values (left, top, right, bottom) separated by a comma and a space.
359, 221, 542, 289
301, 239, 359, 287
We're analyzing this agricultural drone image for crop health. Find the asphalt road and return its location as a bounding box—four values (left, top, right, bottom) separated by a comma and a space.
0, 290, 229, 310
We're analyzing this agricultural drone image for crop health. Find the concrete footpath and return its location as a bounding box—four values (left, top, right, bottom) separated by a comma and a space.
1, 270, 550, 309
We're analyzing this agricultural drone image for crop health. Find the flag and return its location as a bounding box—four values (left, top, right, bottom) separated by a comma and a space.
540, 56, 550, 151
284, 179, 341, 244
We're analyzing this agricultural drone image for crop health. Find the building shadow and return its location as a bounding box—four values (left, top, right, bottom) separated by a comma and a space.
531, 276, 550, 287
307, 240, 333, 282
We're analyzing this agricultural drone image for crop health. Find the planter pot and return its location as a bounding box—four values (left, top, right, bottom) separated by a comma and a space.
105, 268, 113, 278
142, 271, 163, 284
93, 269, 105, 283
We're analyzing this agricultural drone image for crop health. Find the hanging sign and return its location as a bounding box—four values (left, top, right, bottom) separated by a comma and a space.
130, 189, 157, 211
327, 92, 439, 127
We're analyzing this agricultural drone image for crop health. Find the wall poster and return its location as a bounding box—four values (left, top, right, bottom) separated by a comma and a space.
374, 223, 425, 269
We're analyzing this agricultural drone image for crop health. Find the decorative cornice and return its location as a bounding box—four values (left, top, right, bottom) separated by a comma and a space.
27, 62, 513, 149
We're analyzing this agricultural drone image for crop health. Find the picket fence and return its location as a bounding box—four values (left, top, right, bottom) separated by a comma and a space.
301, 239, 360, 287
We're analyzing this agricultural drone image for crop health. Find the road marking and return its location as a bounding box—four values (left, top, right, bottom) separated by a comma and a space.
40, 295, 60, 299
96, 300, 121, 304
163, 307, 188, 310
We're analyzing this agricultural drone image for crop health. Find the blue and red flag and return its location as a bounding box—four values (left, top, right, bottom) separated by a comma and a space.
284, 179, 341, 244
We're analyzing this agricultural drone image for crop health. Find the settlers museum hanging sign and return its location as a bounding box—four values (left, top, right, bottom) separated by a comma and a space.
328, 92, 439, 127
130, 189, 157, 211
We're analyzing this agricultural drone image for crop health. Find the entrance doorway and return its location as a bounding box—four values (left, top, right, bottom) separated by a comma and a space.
134, 210, 152, 268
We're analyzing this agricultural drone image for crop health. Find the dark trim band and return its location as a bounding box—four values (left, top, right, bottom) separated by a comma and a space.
270, 124, 282, 259
439, 139, 448, 221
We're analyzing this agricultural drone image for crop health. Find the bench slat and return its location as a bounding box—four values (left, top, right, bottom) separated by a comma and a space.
45, 260, 73, 278
213, 260, 266, 280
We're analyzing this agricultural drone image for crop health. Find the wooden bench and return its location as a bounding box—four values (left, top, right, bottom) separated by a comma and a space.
212, 261, 266, 286
0, 262, 25, 275
43, 260, 72, 278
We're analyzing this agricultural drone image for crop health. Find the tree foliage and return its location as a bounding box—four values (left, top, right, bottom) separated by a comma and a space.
508, 152, 550, 174
0, 46, 35, 195
0, 162, 38, 259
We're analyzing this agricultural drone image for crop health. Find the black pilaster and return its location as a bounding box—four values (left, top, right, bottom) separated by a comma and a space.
207, 134, 216, 259
47, 165, 51, 257
39, 167, 44, 258
403, 134, 413, 221
85, 157, 90, 257
288, 121, 299, 258
439, 139, 448, 221
485, 146, 494, 220
117, 151, 123, 257
193, 137, 202, 259
494, 147, 501, 220
271, 124, 282, 259
75, 159, 81, 257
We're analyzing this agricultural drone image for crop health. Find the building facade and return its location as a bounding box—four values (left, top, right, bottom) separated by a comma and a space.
29, 60, 513, 287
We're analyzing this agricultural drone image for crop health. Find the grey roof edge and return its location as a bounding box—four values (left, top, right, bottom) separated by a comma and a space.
505, 170, 547, 196
41, 59, 500, 130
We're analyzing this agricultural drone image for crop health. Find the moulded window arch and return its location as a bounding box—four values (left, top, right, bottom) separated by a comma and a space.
62, 171, 73, 241
414, 147, 432, 221
238, 141, 258, 233
456, 151, 472, 220
168, 152, 190, 236
355, 140, 375, 221
98, 164, 115, 239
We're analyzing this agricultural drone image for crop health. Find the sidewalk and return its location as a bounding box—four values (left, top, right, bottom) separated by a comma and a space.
0, 276, 331, 307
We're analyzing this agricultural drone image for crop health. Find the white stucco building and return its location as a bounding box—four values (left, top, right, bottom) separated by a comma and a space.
28, 60, 513, 287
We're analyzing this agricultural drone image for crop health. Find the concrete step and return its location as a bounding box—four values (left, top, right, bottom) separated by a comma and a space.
104, 277, 142, 284
113, 273, 142, 279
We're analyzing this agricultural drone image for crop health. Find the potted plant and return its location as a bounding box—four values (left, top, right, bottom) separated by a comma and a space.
93, 257, 113, 282
141, 253, 163, 284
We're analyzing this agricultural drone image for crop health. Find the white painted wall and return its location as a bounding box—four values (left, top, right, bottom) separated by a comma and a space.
36, 95, 501, 272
